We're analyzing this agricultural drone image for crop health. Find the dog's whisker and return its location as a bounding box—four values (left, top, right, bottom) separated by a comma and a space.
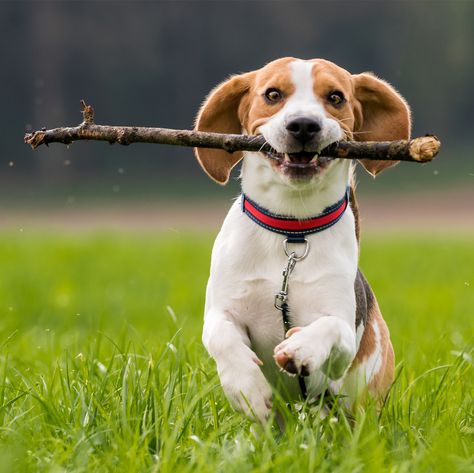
258, 140, 268, 153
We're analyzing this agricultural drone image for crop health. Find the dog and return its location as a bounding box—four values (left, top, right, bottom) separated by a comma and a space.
194, 57, 410, 423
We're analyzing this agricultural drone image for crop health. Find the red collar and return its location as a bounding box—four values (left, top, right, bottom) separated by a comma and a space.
242, 188, 349, 242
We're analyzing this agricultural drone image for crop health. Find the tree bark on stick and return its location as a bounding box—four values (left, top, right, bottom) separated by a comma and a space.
24, 101, 441, 163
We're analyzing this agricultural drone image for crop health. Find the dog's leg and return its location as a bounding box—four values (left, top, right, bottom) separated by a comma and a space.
273, 316, 356, 380
203, 310, 273, 423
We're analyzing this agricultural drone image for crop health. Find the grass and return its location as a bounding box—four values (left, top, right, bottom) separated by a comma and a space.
0, 231, 472, 472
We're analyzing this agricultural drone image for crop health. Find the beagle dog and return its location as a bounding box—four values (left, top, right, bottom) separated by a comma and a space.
194, 58, 410, 423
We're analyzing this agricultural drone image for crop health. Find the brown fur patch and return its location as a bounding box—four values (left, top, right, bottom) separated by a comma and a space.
350, 289, 394, 396
194, 71, 256, 184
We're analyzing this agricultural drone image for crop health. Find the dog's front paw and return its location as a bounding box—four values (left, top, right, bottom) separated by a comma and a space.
273, 326, 331, 377
218, 364, 272, 423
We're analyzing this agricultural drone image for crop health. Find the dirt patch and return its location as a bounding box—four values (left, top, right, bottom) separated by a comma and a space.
358, 188, 474, 232
1, 190, 472, 233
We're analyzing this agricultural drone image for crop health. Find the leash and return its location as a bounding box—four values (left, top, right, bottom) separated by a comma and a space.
274, 238, 310, 398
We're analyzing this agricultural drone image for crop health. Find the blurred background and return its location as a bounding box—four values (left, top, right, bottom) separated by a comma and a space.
1, 0, 473, 231
0, 6, 472, 467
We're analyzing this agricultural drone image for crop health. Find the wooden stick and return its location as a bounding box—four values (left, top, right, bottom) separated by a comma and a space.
24, 100, 440, 163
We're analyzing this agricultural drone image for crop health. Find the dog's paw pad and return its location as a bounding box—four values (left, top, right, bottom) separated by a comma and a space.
275, 351, 310, 376
274, 350, 288, 368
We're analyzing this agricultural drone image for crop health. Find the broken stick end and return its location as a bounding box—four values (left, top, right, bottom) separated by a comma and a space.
409, 135, 441, 162
24, 131, 45, 150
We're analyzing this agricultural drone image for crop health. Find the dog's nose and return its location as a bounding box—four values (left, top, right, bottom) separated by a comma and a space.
285, 117, 321, 144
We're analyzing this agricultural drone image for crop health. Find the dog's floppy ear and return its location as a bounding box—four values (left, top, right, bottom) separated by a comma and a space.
194, 72, 255, 185
352, 73, 411, 176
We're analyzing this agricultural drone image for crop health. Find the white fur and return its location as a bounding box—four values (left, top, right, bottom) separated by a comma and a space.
202, 59, 359, 422
363, 319, 382, 383
356, 322, 365, 349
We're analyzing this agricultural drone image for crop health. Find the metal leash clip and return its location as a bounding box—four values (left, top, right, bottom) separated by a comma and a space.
274, 253, 297, 310
274, 238, 310, 310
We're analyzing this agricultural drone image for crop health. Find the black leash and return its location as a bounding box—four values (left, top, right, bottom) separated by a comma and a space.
274, 239, 309, 399
281, 302, 308, 398
275, 239, 337, 407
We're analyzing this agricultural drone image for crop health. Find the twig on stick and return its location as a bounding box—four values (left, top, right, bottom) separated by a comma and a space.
24, 101, 440, 163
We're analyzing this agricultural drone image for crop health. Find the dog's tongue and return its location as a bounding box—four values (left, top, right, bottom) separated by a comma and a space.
287, 151, 316, 164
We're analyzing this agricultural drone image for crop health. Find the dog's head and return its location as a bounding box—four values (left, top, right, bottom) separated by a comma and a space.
195, 57, 411, 185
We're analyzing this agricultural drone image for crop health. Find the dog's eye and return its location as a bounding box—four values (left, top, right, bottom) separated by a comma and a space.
264, 88, 283, 103
328, 91, 345, 107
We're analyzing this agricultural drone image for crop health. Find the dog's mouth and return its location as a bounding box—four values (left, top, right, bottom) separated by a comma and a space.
263, 149, 334, 173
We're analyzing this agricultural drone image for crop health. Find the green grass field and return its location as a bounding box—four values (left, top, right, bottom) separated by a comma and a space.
0, 232, 472, 472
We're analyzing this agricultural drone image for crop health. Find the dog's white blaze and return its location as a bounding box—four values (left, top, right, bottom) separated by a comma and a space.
286, 61, 326, 114
364, 319, 382, 383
